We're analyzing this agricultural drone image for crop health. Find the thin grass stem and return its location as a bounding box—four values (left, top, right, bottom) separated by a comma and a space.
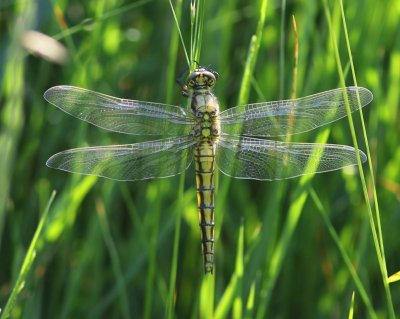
323, 0, 395, 317
166, 0, 183, 104
338, 3, 394, 316
237, 0, 269, 105
96, 198, 131, 319
169, 0, 190, 68
309, 188, 377, 319
2, 192, 56, 318
166, 173, 186, 319
279, 0, 287, 99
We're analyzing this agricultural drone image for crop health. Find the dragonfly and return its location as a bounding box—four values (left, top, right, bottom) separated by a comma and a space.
44, 67, 373, 274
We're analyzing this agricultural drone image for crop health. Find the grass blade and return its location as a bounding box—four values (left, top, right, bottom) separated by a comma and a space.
166, 171, 186, 319
309, 188, 377, 319
348, 292, 355, 319
169, 0, 190, 69
214, 224, 244, 319
190, 0, 206, 69
95, 198, 131, 319
199, 274, 215, 319
237, 0, 269, 105
2, 192, 56, 319
323, 0, 395, 317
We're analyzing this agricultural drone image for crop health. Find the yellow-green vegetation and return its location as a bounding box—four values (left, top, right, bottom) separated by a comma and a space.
1, 0, 399, 318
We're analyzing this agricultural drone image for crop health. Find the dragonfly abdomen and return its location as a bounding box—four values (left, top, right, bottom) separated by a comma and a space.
194, 142, 216, 274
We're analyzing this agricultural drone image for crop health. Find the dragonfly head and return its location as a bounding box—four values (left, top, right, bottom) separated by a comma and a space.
186, 68, 219, 91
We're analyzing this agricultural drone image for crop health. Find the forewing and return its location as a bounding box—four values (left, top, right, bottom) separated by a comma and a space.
216, 135, 366, 180
44, 86, 194, 135
219, 87, 373, 137
46, 137, 195, 181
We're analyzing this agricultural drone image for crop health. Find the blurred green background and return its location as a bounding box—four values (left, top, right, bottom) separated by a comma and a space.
1, 0, 399, 318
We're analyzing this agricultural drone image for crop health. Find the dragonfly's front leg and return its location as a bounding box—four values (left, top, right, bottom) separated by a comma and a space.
176, 68, 190, 97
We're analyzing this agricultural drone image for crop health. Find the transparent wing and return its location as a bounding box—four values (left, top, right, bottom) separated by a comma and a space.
219, 87, 373, 137
216, 135, 366, 180
46, 136, 195, 181
44, 86, 195, 135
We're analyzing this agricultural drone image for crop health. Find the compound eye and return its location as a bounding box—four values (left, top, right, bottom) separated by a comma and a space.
212, 70, 219, 79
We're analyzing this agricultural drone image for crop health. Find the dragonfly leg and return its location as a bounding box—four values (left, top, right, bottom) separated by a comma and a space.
176, 68, 190, 97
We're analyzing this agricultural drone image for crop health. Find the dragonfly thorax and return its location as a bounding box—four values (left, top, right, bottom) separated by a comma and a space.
187, 69, 221, 142
190, 91, 220, 142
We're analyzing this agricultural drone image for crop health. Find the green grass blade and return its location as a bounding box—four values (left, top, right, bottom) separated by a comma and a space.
44, 177, 97, 242
2, 191, 56, 319
166, 0, 184, 104
309, 188, 377, 319
348, 292, 355, 319
169, 0, 190, 69
244, 281, 255, 319
166, 172, 185, 319
214, 224, 244, 319
216, 1, 269, 287
323, 0, 395, 317
237, 0, 268, 105
256, 129, 331, 319
279, 0, 287, 99
199, 274, 215, 319
338, 3, 395, 317
143, 184, 163, 319
387, 271, 400, 284
190, 0, 206, 69
95, 198, 131, 319
232, 223, 244, 319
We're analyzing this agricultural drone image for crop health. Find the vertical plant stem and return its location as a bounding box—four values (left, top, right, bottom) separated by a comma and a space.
291, 15, 298, 100
338, 0, 390, 300
285, 15, 299, 143
144, 185, 162, 319
214, 224, 244, 319
279, 0, 286, 99
96, 198, 131, 319
237, 0, 269, 105
2, 192, 56, 318
348, 292, 355, 319
323, 0, 395, 317
169, 0, 190, 68
166, 0, 184, 104
166, 2, 185, 318
217, 0, 269, 269
309, 188, 377, 319
255, 128, 332, 319
166, 173, 186, 319
190, 0, 206, 69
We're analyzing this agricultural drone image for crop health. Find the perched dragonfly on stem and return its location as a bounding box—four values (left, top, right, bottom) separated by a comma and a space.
44, 67, 373, 274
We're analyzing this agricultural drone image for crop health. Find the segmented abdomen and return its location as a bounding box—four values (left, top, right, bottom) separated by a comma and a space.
194, 141, 215, 274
